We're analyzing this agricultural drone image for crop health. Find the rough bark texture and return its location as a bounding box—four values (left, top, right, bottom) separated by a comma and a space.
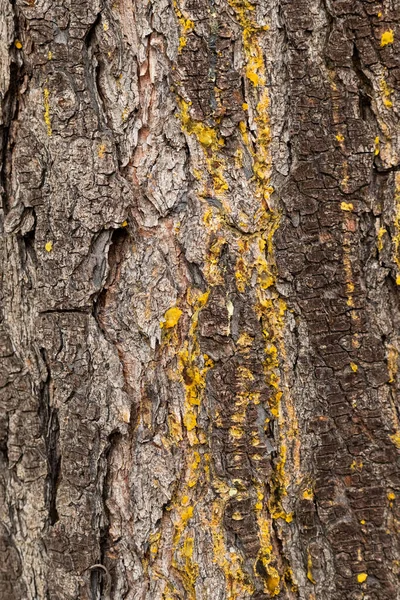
1, 0, 400, 598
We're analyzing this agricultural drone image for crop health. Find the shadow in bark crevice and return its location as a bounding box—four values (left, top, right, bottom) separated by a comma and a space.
38, 349, 61, 526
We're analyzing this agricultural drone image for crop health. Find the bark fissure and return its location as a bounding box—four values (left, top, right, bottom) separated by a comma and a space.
38, 348, 61, 527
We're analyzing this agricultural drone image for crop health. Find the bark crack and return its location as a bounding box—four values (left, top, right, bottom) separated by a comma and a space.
38, 349, 61, 526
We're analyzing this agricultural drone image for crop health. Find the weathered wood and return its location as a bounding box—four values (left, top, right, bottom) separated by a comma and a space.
1, 0, 400, 598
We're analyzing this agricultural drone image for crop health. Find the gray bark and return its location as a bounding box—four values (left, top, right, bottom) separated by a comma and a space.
1, 0, 400, 599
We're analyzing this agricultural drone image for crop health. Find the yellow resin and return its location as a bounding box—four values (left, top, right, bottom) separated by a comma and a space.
161, 306, 183, 329
173, 0, 195, 52
43, 88, 52, 136
341, 202, 353, 212
381, 30, 394, 47
380, 78, 393, 108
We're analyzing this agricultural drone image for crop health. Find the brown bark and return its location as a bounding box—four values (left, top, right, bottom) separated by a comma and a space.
1, 0, 400, 598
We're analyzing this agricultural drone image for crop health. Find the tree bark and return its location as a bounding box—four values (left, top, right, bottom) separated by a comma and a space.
1, 0, 400, 598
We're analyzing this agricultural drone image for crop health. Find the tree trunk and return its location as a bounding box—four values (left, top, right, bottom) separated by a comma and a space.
1, 0, 400, 598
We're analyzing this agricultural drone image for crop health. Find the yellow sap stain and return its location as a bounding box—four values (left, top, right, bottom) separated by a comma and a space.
350, 458, 363, 471
375, 136, 380, 155
341, 209, 359, 316
43, 88, 52, 136
377, 226, 387, 251
167, 451, 206, 597
98, 143, 106, 159
390, 432, 400, 449
237, 366, 254, 380
228, 0, 273, 213
237, 331, 254, 349
161, 306, 183, 329
121, 106, 130, 122
149, 530, 161, 558
162, 583, 180, 600
171, 506, 198, 598
381, 30, 394, 47
307, 552, 316, 584
380, 78, 393, 108
254, 483, 282, 595
177, 291, 211, 443
204, 236, 226, 285
341, 202, 353, 212
171, 1, 299, 593
227, 0, 269, 90
229, 426, 244, 439
268, 443, 293, 523
173, 0, 194, 52
302, 488, 314, 501
178, 99, 228, 195
341, 160, 350, 190
159, 292, 213, 596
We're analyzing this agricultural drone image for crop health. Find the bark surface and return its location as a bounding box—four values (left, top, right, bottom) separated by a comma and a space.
1, 0, 400, 599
